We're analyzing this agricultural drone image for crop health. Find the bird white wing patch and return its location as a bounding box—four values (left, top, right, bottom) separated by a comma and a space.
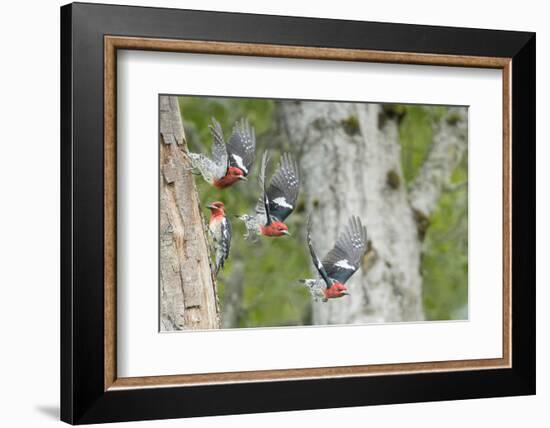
231, 154, 247, 174
273, 196, 293, 209
334, 259, 355, 270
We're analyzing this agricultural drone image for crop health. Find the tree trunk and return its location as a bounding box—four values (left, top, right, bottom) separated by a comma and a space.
277, 101, 466, 325
159, 96, 220, 331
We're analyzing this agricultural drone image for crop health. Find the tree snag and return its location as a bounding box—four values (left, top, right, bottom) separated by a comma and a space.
159, 96, 219, 331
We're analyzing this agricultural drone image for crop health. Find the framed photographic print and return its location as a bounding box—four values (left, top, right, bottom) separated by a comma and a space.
60, 2, 535, 424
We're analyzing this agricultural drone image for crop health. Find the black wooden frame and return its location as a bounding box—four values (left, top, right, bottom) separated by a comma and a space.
61, 2, 535, 424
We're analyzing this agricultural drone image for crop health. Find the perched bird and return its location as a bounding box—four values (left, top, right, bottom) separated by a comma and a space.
300, 216, 368, 302
238, 151, 300, 239
187, 118, 256, 189
206, 201, 232, 275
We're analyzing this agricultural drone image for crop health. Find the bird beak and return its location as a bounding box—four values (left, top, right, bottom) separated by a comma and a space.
341, 292, 351, 296
238, 176, 248, 181
206, 204, 214, 209
282, 230, 291, 236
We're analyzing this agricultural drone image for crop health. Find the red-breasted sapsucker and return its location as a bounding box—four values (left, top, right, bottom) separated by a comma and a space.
188, 118, 256, 189
207, 201, 232, 275
238, 151, 300, 239
300, 216, 368, 302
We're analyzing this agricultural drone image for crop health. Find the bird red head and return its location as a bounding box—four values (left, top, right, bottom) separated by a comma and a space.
213, 166, 247, 189
206, 201, 226, 220
260, 220, 290, 237
324, 282, 349, 299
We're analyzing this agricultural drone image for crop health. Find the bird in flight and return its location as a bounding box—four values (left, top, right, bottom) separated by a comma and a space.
238, 151, 300, 239
187, 118, 256, 188
300, 216, 368, 302
206, 201, 232, 276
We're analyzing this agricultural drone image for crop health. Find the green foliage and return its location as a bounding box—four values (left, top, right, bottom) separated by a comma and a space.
237, 229, 312, 327
421, 186, 468, 320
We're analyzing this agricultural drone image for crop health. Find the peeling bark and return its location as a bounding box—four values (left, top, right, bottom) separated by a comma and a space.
159, 96, 219, 331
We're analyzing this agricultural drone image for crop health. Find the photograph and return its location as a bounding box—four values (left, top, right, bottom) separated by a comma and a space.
52, 1, 536, 424
159, 94, 468, 331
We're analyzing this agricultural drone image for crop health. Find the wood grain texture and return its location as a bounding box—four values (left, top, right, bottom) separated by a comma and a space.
111, 357, 507, 389
104, 35, 512, 390
106, 36, 510, 68
104, 36, 117, 390
159, 96, 219, 331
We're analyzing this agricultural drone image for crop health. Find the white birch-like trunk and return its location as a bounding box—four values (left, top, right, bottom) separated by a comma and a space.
159, 96, 220, 331
277, 102, 466, 325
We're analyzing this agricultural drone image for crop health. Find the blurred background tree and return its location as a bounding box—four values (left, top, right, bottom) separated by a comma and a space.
177, 96, 468, 328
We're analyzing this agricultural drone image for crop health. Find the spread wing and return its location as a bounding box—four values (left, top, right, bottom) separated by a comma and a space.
307, 219, 332, 289
208, 117, 229, 178
322, 216, 367, 284
255, 152, 299, 223
226, 118, 256, 176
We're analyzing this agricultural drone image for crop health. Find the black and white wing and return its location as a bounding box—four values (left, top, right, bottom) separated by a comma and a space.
257, 151, 273, 224
208, 117, 229, 179
226, 118, 256, 176
306, 219, 332, 288
215, 216, 232, 275
322, 216, 367, 284
255, 152, 300, 223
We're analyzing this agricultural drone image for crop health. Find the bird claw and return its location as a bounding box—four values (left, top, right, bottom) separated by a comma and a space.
183, 166, 201, 176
